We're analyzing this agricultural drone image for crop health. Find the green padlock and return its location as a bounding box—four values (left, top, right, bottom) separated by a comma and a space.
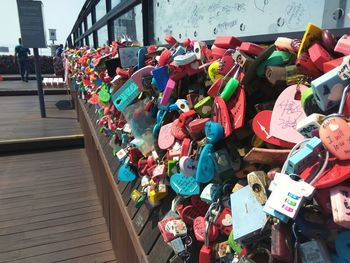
194, 96, 214, 118
228, 230, 242, 254
167, 159, 177, 176
98, 84, 111, 103
256, 51, 293, 77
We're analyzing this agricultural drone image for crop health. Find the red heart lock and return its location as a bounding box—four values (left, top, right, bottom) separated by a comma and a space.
193, 216, 219, 242
208, 78, 226, 98
215, 208, 232, 236
180, 195, 209, 225
213, 97, 232, 138
227, 86, 246, 130
252, 110, 295, 148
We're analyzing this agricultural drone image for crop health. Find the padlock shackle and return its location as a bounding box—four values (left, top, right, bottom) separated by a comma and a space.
338, 84, 350, 115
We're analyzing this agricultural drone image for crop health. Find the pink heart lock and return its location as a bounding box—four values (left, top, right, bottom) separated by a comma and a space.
158, 123, 175, 150
193, 216, 219, 243
319, 117, 350, 160
270, 84, 308, 144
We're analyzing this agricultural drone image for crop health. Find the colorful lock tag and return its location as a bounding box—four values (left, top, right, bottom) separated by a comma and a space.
171, 119, 188, 140
179, 156, 198, 177
213, 97, 232, 138
298, 23, 322, 57
319, 117, 350, 160
194, 96, 214, 118
98, 85, 110, 103
227, 86, 246, 130
158, 123, 175, 150
112, 78, 140, 111
193, 216, 219, 242
131, 65, 155, 91
252, 110, 295, 148
152, 66, 169, 91
174, 52, 197, 66
170, 172, 200, 196
196, 144, 216, 183
118, 163, 137, 182
270, 84, 308, 144
205, 121, 224, 144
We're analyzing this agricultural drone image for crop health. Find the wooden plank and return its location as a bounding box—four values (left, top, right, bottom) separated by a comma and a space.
0, 205, 102, 229
0, 232, 110, 262
0, 199, 101, 222
0, 218, 107, 246
0, 211, 103, 236
148, 236, 174, 263
58, 250, 116, 263
8, 241, 114, 263
0, 224, 108, 253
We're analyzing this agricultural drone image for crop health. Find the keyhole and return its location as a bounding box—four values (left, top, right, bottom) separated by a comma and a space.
252, 183, 262, 193
116, 98, 121, 104
240, 23, 246, 31
333, 8, 344, 20
277, 17, 285, 27
194, 31, 197, 37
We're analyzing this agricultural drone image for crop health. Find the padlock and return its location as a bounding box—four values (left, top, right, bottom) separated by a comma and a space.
323, 57, 344, 73
178, 109, 197, 128
158, 216, 176, 242
296, 52, 322, 78
168, 219, 187, 238
171, 45, 186, 58
265, 65, 304, 86
308, 42, 333, 72
173, 52, 197, 66
301, 88, 325, 116
257, 50, 294, 77
148, 183, 167, 205
213, 36, 241, 49
239, 42, 265, 57
193, 216, 219, 242
215, 208, 232, 236
188, 118, 209, 141
151, 66, 169, 91
171, 119, 189, 140
311, 66, 350, 111
211, 148, 235, 179
297, 113, 325, 138
264, 173, 315, 220
212, 97, 232, 138
286, 137, 323, 175
160, 78, 175, 105
215, 241, 234, 261
274, 37, 294, 52
271, 223, 293, 262
194, 96, 213, 118
334, 34, 350, 55
319, 85, 350, 160
200, 183, 222, 204
232, 50, 253, 69
152, 163, 166, 182
230, 186, 268, 244
330, 185, 350, 229
299, 240, 332, 263
247, 171, 268, 205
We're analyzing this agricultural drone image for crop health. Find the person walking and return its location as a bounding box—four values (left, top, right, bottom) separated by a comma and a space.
53, 44, 64, 78
14, 38, 31, 82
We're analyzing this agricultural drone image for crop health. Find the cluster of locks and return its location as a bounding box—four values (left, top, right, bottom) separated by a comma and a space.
66, 23, 350, 262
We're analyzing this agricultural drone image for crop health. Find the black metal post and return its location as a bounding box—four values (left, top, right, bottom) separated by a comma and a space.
33, 48, 46, 118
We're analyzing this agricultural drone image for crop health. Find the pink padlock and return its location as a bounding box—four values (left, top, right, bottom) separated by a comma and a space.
330, 185, 350, 229
335, 35, 350, 55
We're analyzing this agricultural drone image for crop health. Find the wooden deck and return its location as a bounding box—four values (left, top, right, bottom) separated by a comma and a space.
0, 95, 81, 141
0, 149, 117, 263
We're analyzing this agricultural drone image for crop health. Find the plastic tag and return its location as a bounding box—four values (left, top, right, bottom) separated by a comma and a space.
170, 172, 200, 196
112, 78, 140, 111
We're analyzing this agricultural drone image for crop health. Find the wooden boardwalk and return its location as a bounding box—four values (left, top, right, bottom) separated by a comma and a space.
0, 95, 81, 141
0, 149, 117, 263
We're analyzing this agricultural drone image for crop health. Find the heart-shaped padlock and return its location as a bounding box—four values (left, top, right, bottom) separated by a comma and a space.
193, 216, 219, 242
179, 156, 198, 177
320, 85, 350, 160
170, 172, 200, 196
196, 144, 216, 183
205, 121, 224, 144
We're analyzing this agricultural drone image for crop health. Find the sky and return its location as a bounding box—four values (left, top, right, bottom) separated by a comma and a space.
0, 0, 86, 55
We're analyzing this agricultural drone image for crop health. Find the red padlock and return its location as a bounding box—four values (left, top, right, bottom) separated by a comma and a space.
308, 43, 333, 72
164, 34, 178, 46
271, 223, 293, 262
323, 57, 344, 73
178, 110, 197, 128
214, 36, 242, 49
215, 208, 233, 236
180, 138, 191, 158
158, 49, 172, 66
296, 52, 322, 78
239, 42, 265, 57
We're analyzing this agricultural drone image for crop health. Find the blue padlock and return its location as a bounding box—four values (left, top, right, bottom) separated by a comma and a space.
118, 163, 137, 182
152, 66, 169, 92
196, 144, 216, 183
138, 46, 147, 69
311, 66, 350, 111
204, 121, 224, 144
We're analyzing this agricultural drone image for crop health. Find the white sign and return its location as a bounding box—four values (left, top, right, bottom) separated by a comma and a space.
49, 29, 57, 41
